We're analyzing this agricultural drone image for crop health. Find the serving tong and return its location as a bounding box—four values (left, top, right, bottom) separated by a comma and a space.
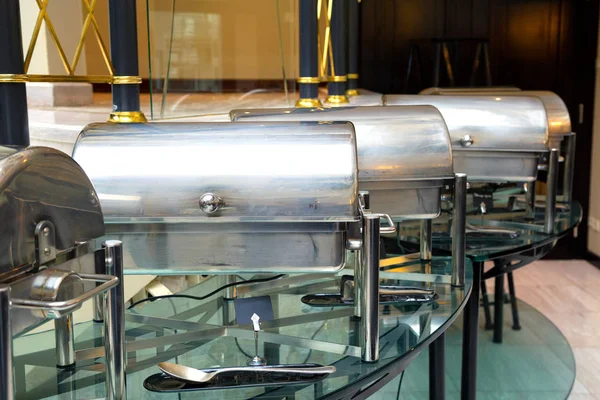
154, 313, 335, 387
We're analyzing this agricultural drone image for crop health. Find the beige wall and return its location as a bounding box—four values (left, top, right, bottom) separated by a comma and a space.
588, 6, 600, 256
20, 0, 87, 75
84, 0, 298, 80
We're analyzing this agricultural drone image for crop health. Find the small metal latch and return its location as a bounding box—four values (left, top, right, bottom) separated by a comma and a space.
199, 193, 224, 214
460, 135, 474, 147
35, 220, 56, 267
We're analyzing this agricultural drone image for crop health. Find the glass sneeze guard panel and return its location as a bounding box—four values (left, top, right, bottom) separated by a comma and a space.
146, 0, 297, 120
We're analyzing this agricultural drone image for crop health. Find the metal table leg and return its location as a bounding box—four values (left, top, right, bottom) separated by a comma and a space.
507, 272, 521, 330
461, 261, 482, 400
480, 279, 493, 330
493, 274, 504, 344
429, 332, 445, 400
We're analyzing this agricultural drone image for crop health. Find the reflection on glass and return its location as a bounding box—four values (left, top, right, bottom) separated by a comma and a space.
147, 0, 297, 120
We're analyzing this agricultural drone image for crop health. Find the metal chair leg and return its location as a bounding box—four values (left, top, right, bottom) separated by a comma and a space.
493, 273, 504, 344
507, 272, 521, 330
480, 279, 493, 330
433, 43, 441, 87
470, 43, 482, 86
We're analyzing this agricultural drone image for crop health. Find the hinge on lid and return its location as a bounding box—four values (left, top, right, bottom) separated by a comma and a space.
35, 220, 57, 267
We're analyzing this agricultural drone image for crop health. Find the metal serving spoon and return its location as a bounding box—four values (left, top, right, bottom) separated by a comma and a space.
158, 362, 336, 384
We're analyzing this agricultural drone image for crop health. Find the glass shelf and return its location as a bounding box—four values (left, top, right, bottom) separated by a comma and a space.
13, 256, 471, 399
396, 195, 581, 262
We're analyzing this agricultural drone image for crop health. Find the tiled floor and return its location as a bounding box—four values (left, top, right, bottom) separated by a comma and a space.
507, 260, 600, 400
24, 95, 600, 399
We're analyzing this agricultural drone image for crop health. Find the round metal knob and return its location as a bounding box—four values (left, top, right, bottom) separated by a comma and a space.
199, 193, 224, 214
460, 135, 474, 147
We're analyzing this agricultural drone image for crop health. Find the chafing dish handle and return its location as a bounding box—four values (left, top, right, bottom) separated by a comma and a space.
377, 213, 397, 234
10, 274, 119, 313
358, 192, 396, 234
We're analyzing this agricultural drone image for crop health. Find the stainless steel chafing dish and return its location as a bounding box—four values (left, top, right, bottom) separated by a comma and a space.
230, 106, 454, 222
72, 122, 361, 274
419, 87, 575, 207
383, 95, 558, 233
383, 95, 548, 181
0, 146, 126, 400
71, 121, 438, 364
229, 105, 464, 267
229, 105, 467, 344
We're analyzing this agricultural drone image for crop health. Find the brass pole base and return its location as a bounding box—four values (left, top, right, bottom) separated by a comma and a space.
346, 88, 359, 97
325, 94, 349, 106
295, 98, 323, 108
108, 111, 148, 123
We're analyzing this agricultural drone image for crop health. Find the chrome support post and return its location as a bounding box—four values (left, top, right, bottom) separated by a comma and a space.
452, 173, 467, 287
353, 249, 362, 318
526, 180, 536, 219
420, 220, 433, 261
55, 315, 75, 367
93, 241, 105, 323
361, 214, 380, 363
224, 275, 237, 300
562, 132, 576, 207
355, 191, 370, 319
103, 240, 126, 400
545, 149, 559, 234
222, 275, 236, 325
0, 285, 14, 400
93, 296, 104, 322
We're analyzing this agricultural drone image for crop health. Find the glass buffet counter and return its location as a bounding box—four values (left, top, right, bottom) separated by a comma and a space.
12, 257, 472, 399
391, 193, 582, 400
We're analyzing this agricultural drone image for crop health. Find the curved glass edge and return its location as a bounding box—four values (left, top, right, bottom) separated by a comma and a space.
398, 199, 582, 262
12, 256, 471, 399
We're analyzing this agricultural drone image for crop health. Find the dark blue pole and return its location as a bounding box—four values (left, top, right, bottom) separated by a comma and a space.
296, 0, 321, 107
108, 0, 146, 122
326, 0, 349, 105
0, 0, 29, 148
347, 0, 359, 96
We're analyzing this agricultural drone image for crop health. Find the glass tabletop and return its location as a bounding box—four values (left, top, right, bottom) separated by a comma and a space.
13, 255, 472, 399
396, 192, 581, 262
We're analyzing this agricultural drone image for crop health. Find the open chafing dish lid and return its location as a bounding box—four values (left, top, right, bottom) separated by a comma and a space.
383, 95, 549, 152
230, 105, 454, 182
0, 147, 104, 278
72, 121, 359, 223
419, 88, 571, 145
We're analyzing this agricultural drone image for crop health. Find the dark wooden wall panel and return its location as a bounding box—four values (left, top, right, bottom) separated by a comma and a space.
359, 0, 599, 257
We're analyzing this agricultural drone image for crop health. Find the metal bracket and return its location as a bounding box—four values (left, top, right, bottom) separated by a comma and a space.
35, 220, 57, 267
